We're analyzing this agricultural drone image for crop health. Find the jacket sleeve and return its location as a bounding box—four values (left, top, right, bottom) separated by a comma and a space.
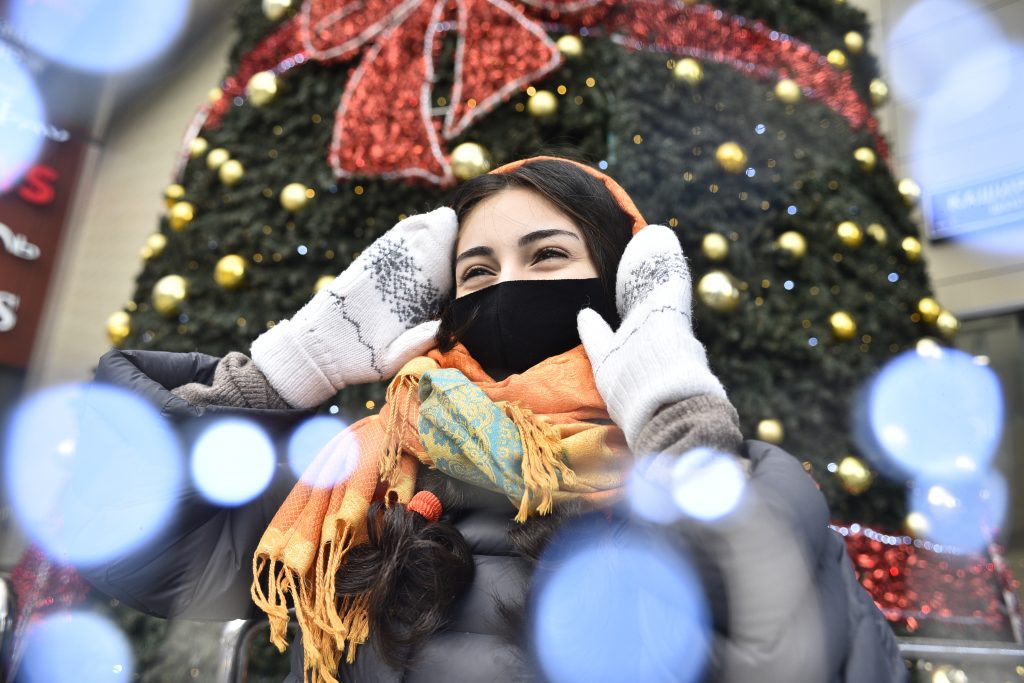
632, 394, 744, 459
82, 349, 314, 621
631, 400, 906, 683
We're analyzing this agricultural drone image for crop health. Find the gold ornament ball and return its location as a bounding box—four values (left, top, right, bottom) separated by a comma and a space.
168, 201, 195, 231
189, 136, 209, 159
830, 311, 857, 341
866, 223, 887, 244
776, 230, 807, 259
898, 178, 922, 206
901, 236, 923, 262
144, 233, 167, 260
774, 78, 802, 104
280, 182, 313, 212
206, 147, 231, 170
672, 58, 703, 86
314, 275, 335, 294
214, 254, 248, 290
556, 34, 583, 58
904, 511, 930, 537
697, 270, 741, 313
827, 49, 848, 69
756, 419, 784, 444
262, 0, 293, 21
208, 87, 223, 103
527, 90, 558, 117
837, 456, 873, 495
917, 297, 942, 324
152, 275, 189, 317
869, 78, 890, 107
701, 233, 730, 262
936, 309, 960, 339
219, 159, 245, 187
843, 31, 865, 55
853, 146, 877, 172
836, 220, 863, 248
163, 183, 185, 209
106, 311, 132, 347
247, 71, 279, 107
450, 142, 492, 180
715, 141, 748, 174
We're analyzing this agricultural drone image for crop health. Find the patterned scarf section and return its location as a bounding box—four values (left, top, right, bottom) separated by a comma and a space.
250, 343, 632, 683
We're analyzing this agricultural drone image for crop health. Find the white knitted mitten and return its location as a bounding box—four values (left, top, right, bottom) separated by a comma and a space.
251, 207, 457, 408
577, 225, 726, 450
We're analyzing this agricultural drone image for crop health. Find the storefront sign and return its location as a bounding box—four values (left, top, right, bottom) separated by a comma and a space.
0, 132, 88, 368
929, 170, 1024, 240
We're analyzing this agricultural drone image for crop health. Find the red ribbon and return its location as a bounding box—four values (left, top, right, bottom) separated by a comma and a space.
198, 0, 888, 186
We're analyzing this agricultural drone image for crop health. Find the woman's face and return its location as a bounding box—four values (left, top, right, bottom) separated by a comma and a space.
453, 187, 599, 298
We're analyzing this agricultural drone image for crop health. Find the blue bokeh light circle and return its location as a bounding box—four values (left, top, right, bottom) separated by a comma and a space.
909, 469, 1008, 553
866, 348, 1002, 478
10, 0, 190, 73
533, 523, 710, 683
191, 419, 275, 506
20, 611, 134, 683
3, 383, 183, 567
0, 49, 46, 191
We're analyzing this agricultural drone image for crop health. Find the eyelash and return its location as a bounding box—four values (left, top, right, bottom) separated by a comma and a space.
459, 248, 569, 283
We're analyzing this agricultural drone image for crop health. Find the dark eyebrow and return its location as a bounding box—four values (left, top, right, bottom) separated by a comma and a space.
518, 228, 580, 247
455, 245, 494, 265
455, 229, 580, 265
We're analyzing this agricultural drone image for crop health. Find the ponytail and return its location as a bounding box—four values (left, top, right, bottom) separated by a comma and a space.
333, 467, 474, 669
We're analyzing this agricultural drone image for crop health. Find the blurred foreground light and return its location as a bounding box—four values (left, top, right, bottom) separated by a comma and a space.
287, 415, 358, 488
10, 0, 190, 73
533, 525, 709, 683
909, 469, 1008, 553
20, 611, 133, 682
671, 448, 746, 521
863, 348, 1002, 479
3, 383, 182, 567
628, 454, 682, 525
0, 48, 46, 191
887, 0, 1004, 103
191, 419, 274, 506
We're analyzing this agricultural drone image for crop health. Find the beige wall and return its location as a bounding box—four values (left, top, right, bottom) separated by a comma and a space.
850, 0, 1024, 318
29, 17, 234, 388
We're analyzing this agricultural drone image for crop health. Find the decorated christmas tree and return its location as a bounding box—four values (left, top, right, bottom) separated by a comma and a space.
115, 0, 926, 526
99, 0, 1020, 676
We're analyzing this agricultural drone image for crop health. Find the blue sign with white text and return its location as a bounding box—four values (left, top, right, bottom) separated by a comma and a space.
929, 170, 1024, 240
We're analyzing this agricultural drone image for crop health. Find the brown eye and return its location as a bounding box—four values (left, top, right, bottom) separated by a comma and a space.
532, 247, 568, 263
460, 265, 492, 283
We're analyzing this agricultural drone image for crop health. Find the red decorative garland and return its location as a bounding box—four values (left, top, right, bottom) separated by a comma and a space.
185, 0, 889, 185
836, 523, 1023, 638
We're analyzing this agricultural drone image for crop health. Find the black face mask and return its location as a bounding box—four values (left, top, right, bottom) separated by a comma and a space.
447, 278, 618, 380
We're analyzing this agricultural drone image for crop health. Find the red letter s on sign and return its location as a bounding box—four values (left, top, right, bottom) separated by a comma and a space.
18, 165, 59, 206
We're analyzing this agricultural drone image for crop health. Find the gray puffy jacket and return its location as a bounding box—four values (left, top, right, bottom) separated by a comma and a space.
84, 348, 905, 683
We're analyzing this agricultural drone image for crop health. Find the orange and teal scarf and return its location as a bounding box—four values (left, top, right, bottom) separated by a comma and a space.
251, 343, 632, 683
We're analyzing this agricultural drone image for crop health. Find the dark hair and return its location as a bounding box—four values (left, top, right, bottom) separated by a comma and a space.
435, 158, 636, 352
333, 465, 474, 669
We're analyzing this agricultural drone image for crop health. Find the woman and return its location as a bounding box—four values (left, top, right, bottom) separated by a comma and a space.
87, 157, 904, 682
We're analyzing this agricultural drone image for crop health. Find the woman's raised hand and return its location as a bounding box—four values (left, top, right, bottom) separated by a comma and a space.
576, 225, 727, 449
251, 207, 458, 409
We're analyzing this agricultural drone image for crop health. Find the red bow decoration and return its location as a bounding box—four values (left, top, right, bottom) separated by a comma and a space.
202, 0, 599, 185
193, 0, 886, 186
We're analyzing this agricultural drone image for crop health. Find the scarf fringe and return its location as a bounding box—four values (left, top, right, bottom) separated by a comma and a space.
381, 370, 422, 486
504, 402, 578, 522
252, 523, 370, 683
